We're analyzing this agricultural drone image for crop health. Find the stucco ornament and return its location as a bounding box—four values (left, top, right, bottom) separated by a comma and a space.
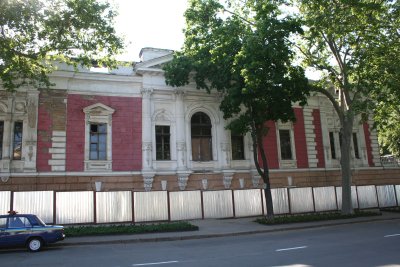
177, 175, 189, 190
143, 175, 154, 192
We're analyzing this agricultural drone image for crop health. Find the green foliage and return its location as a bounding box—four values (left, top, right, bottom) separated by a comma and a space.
64, 222, 199, 237
164, 0, 310, 217
255, 210, 381, 225
0, 0, 124, 91
296, 0, 399, 214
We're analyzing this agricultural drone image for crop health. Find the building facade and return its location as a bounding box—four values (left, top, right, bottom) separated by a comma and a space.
0, 48, 399, 192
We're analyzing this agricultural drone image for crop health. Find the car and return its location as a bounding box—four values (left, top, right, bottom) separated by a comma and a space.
0, 211, 65, 252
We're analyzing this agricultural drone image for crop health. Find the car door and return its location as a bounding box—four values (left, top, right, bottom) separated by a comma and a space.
6, 216, 32, 246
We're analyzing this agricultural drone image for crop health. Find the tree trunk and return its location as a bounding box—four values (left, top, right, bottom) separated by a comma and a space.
340, 112, 354, 215
251, 128, 274, 218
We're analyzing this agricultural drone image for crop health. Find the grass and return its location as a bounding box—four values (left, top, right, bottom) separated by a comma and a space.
255, 210, 381, 225
64, 221, 199, 237
380, 207, 400, 213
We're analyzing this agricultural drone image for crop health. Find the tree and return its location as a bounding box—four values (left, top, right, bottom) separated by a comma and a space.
296, 0, 399, 214
371, 1, 400, 157
163, 0, 309, 218
0, 0, 124, 91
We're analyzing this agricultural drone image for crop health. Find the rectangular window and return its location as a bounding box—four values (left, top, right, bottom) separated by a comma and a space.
0, 121, 3, 159
231, 134, 244, 160
90, 124, 107, 160
353, 133, 360, 159
156, 126, 170, 160
329, 132, 336, 159
13, 122, 23, 160
279, 129, 292, 160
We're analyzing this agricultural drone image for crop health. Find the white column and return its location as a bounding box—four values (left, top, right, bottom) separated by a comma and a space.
141, 88, 153, 171
175, 89, 187, 170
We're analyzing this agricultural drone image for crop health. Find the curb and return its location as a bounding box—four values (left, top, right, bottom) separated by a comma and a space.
57, 215, 400, 247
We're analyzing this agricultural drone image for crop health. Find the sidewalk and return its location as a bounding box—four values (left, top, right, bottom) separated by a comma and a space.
60, 211, 400, 247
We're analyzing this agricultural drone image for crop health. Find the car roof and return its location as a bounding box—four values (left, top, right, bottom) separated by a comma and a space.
0, 214, 35, 218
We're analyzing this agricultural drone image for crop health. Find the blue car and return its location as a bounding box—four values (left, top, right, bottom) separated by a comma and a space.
0, 212, 65, 252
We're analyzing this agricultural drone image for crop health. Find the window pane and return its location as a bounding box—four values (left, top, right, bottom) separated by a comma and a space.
99, 134, 106, 144
155, 125, 171, 160
90, 134, 98, 142
98, 124, 107, 133
232, 135, 245, 160
90, 151, 98, 160
90, 124, 98, 132
279, 129, 292, 160
191, 112, 212, 161
0, 121, 4, 159
329, 132, 336, 159
99, 152, 106, 160
13, 122, 23, 160
89, 123, 108, 161
353, 133, 360, 159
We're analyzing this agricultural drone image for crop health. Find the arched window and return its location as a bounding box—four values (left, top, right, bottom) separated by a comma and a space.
191, 112, 212, 161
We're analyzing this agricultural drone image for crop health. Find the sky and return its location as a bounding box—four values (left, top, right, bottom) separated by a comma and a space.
113, 0, 188, 62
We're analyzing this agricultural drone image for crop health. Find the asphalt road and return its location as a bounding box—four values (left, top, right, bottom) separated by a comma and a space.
1, 220, 399, 267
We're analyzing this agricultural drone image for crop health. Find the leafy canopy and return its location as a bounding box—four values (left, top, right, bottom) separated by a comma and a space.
0, 0, 125, 91
164, 0, 309, 136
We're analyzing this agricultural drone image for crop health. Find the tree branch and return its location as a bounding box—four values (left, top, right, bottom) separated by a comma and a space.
311, 84, 342, 117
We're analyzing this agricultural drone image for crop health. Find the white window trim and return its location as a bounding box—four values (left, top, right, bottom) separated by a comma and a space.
83, 103, 114, 172
276, 121, 297, 169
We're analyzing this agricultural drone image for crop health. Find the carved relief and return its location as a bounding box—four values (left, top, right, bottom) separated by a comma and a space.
27, 98, 37, 128
14, 102, 25, 112
143, 175, 154, 192
223, 175, 233, 189
178, 175, 189, 190
141, 88, 153, 98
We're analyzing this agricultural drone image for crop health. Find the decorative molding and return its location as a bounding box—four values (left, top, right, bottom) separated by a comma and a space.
177, 175, 189, 190
143, 175, 154, 192
223, 174, 233, 189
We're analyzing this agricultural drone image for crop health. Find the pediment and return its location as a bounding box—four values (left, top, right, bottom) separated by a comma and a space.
135, 53, 173, 72
83, 103, 115, 115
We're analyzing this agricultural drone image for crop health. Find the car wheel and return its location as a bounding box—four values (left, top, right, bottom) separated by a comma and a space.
27, 238, 43, 252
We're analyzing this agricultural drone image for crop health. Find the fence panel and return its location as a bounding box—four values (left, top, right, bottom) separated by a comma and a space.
396, 185, 400, 207
203, 190, 233, 218
262, 188, 290, 215
289, 187, 314, 213
134, 191, 168, 222
336, 186, 359, 209
0, 191, 11, 214
357, 185, 378, 209
169, 191, 202, 221
234, 189, 263, 217
313, 186, 337, 212
376, 185, 397, 208
56, 191, 94, 224
96, 191, 132, 223
13, 191, 54, 224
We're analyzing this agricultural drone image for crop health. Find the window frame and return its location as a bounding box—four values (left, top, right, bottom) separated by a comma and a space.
83, 103, 114, 171
155, 125, 171, 160
191, 112, 213, 162
0, 121, 4, 159
276, 121, 297, 168
12, 121, 23, 160
231, 133, 245, 160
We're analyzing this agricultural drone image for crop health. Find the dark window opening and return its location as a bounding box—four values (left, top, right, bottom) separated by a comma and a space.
353, 133, 360, 159
279, 129, 293, 160
156, 126, 171, 160
90, 123, 107, 160
191, 112, 212, 161
231, 134, 245, 160
329, 132, 336, 159
13, 122, 23, 160
0, 121, 4, 159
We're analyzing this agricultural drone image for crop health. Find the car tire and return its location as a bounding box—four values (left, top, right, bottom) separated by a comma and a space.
27, 238, 43, 252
